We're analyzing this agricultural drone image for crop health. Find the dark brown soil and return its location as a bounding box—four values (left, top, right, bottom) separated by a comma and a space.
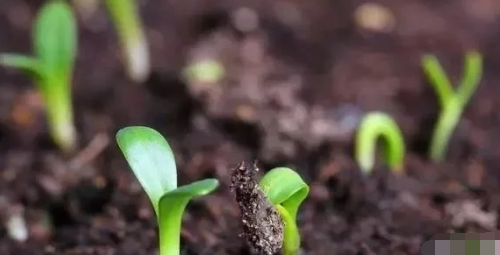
1, 0, 500, 254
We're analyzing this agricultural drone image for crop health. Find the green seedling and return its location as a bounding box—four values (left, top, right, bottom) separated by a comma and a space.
0, 0, 77, 153
116, 126, 219, 255
104, 0, 150, 82
422, 51, 482, 162
355, 112, 405, 174
260, 167, 309, 255
183, 59, 225, 84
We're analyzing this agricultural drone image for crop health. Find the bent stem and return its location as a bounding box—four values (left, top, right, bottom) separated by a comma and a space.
275, 204, 300, 255
355, 112, 405, 174
104, 0, 150, 82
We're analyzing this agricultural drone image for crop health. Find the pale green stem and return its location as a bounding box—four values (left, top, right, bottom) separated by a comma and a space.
429, 98, 461, 162
104, 0, 150, 82
276, 204, 300, 255
41, 78, 76, 153
158, 200, 188, 255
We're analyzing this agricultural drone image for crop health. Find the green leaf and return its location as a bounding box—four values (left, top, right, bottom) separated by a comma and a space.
158, 179, 219, 255
421, 54, 454, 108
260, 167, 309, 255
355, 112, 405, 174
259, 167, 309, 220
457, 51, 482, 106
116, 126, 177, 214
34, 0, 77, 81
0, 54, 44, 83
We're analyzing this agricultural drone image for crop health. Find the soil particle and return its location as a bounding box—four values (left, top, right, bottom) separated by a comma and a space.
230, 161, 283, 255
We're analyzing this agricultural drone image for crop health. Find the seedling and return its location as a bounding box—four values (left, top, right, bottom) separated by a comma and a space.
104, 0, 150, 82
0, 0, 77, 153
231, 162, 309, 255
183, 59, 225, 84
116, 126, 219, 255
422, 51, 482, 162
355, 112, 405, 174
260, 167, 309, 255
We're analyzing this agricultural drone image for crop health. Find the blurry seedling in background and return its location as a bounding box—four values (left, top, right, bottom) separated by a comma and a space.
231, 162, 309, 255
0, 0, 78, 153
183, 59, 225, 84
116, 126, 219, 255
355, 112, 405, 174
104, 0, 150, 82
422, 51, 482, 162
260, 167, 309, 255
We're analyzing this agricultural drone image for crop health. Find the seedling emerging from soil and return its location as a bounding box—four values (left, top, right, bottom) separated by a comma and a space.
116, 126, 219, 255
104, 0, 150, 82
422, 51, 482, 162
355, 112, 405, 174
183, 59, 225, 84
0, 0, 77, 153
231, 162, 309, 255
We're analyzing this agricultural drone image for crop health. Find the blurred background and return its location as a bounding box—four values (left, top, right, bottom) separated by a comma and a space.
1, 0, 500, 254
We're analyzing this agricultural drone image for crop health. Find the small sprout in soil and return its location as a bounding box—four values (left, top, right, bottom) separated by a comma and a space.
183, 59, 225, 84
0, 0, 78, 153
421, 51, 483, 162
231, 161, 309, 255
116, 126, 219, 255
104, 0, 150, 82
355, 112, 405, 174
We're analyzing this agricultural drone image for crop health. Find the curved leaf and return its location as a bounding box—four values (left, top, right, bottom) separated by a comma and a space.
421, 54, 453, 107
158, 179, 219, 255
116, 126, 177, 214
259, 167, 309, 220
0, 54, 44, 84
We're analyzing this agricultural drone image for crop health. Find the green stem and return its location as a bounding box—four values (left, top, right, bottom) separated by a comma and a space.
429, 99, 462, 162
103, 0, 149, 82
43, 78, 76, 153
158, 200, 188, 255
276, 204, 299, 255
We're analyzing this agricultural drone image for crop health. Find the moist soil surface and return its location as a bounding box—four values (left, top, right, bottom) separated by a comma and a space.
1, 0, 500, 254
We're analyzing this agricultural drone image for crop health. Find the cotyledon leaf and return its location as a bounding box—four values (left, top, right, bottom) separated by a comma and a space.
158, 179, 219, 255
116, 126, 177, 215
259, 167, 309, 220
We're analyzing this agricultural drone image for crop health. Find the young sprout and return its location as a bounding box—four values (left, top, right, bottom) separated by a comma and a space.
260, 167, 309, 255
422, 51, 482, 162
116, 126, 219, 255
231, 162, 309, 255
0, 0, 77, 153
355, 112, 405, 174
104, 0, 150, 82
183, 59, 225, 84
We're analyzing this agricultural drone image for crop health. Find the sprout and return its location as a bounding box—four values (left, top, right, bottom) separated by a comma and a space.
260, 167, 309, 255
0, 0, 77, 153
183, 59, 225, 84
355, 112, 405, 174
116, 126, 219, 255
422, 51, 483, 162
231, 162, 309, 255
104, 0, 150, 82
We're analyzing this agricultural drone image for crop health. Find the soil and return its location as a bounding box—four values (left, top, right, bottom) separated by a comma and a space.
1, 0, 500, 254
